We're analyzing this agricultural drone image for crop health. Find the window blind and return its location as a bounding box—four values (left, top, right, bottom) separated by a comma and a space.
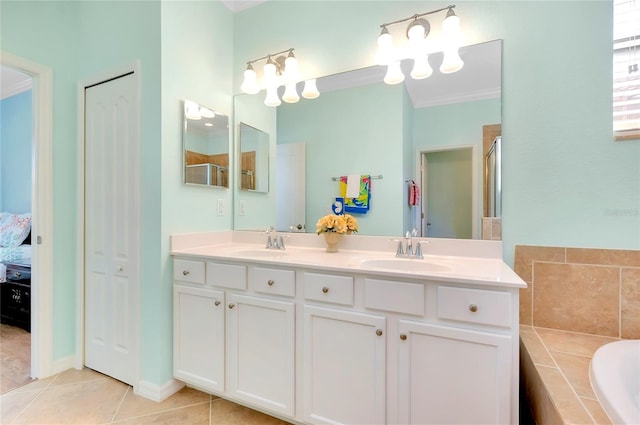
614, 0, 640, 139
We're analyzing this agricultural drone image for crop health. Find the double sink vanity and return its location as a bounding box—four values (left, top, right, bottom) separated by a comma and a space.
171, 231, 526, 425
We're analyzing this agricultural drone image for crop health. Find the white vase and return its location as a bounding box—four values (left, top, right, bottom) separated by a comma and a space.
323, 232, 341, 253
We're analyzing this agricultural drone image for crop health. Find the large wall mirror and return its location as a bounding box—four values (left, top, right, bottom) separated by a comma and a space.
183, 100, 230, 188
232, 40, 502, 238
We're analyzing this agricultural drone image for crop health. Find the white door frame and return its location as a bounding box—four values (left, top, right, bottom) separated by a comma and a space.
415, 144, 479, 239
75, 62, 141, 389
0, 51, 54, 379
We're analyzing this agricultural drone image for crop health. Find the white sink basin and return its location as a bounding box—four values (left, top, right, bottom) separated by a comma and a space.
230, 249, 288, 257
360, 258, 451, 273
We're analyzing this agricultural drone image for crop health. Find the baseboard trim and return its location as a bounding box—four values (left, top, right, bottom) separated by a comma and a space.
135, 378, 185, 402
52, 355, 76, 375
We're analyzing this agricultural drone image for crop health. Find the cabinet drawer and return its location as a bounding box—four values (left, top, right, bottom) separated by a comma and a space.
252, 267, 295, 297
174, 259, 205, 284
437, 286, 512, 328
206, 262, 247, 290
364, 278, 424, 315
304, 272, 353, 306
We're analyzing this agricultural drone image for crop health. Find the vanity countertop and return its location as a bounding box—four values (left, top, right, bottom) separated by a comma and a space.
171, 231, 527, 289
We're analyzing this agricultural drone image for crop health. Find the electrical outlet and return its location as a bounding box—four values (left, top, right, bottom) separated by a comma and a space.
239, 200, 246, 216
217, 199, 225, 216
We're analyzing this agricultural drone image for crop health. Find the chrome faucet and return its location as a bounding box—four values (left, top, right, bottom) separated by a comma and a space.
265, 227, 285, 250
395, 228, 423, 259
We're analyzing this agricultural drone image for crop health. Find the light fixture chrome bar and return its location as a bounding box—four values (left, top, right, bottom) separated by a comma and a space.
245, 48, 294, 67
379, 5, 455, 29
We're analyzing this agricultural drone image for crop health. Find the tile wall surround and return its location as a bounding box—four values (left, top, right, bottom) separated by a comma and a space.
481, 217, 502, 240
516, 245, 639, 425
515, 245, 640, 339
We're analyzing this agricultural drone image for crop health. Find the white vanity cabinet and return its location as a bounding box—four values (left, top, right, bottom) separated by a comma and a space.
172, 253, 521, 425
173, 284, 225, 393
173, 259, 296, 418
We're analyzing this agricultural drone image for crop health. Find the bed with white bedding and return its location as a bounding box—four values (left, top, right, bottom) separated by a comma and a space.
0, 212, 32, 282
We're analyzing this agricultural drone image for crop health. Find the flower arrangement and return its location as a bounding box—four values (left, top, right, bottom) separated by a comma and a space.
316, 213, 359, 235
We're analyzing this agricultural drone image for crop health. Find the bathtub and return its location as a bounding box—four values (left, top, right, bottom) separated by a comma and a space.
590, 339, 640, 425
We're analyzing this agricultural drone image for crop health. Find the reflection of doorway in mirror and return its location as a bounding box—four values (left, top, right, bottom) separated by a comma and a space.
276, 143, 306, 232
420, 146, 477, 239
241, 151, 256, 190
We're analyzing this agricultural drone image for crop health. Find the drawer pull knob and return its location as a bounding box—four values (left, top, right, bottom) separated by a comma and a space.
214, 300, 221, 306
228, 303, 236, 309
182, 270, 190, 276
267, 279, 275, 286
322, 286, 329, 294
469, 304, 478, 312
400, 333, 407, 341
376, 329, 383, 336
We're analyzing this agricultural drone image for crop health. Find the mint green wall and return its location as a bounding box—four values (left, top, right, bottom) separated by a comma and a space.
160, 0, 233, 386
236, 1, 639, 265
1, 90, 32, 213
278, 83, 406, 236
0, 0, 167, 380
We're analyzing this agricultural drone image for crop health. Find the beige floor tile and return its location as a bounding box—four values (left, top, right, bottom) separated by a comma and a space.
114, 386, 211, 421
8, 375, 56, 394
49, 367, 111, 387
113, 402, 210, 425
210, 398, 290, 425
0, 389, 41, 424
550, 350, 595, 398
12, 375, 128, 424
535, 328, 618, 357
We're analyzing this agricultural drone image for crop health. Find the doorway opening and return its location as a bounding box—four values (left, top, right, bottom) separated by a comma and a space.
0, 52, 54, 383
419, 145, 478, 239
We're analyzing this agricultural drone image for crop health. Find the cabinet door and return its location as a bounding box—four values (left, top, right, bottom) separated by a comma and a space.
173, 285, 225, 392
398, 321, 512, 425
303, 305, 386, 425
226, 294, 295, 417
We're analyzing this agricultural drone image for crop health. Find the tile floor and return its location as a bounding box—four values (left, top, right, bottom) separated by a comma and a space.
1, 368, 291, 424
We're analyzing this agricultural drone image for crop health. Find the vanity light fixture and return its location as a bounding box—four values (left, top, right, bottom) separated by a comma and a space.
240, 48, 320, 106
377, 5, 464, 84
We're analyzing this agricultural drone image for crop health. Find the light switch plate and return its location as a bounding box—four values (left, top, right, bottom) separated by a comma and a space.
217, 199, 225, 216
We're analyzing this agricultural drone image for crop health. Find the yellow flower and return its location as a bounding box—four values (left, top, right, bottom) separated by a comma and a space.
316, 214, 358, 235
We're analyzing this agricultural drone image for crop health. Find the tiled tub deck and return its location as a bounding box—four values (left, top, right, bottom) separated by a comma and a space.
520, 326, 618, 424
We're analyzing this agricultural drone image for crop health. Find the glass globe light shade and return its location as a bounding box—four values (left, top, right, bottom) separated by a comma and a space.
284, 55, 299, 84
282, 83, 300, 103
264, 86, 281, 107
302, 79, 320, 99
411, 55, 433, 79
440, 49, 464, 74
240, 67, 259, 94
376, 28, 394, 66
384, 61, 405, 85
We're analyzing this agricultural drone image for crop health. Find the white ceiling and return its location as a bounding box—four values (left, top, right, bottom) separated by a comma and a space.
1, 66, 32, 100
221, 0, 268, 12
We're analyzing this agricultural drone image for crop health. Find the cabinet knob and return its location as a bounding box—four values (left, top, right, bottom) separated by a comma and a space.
117, 266, 123, 272
469, 304, 478, 313
214, 300, 221, 306
267, 279, 275, 286
400, 333, 407, 341
322, 286, 329, 293
182, 270, 190, 276
376, 329, 383, 336
228, 303, 235, 309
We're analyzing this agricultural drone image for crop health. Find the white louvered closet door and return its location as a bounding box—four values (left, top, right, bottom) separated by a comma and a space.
84, 72, 139, 386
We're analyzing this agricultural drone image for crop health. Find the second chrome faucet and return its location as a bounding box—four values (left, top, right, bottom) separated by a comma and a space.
395, 228, 424, 259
